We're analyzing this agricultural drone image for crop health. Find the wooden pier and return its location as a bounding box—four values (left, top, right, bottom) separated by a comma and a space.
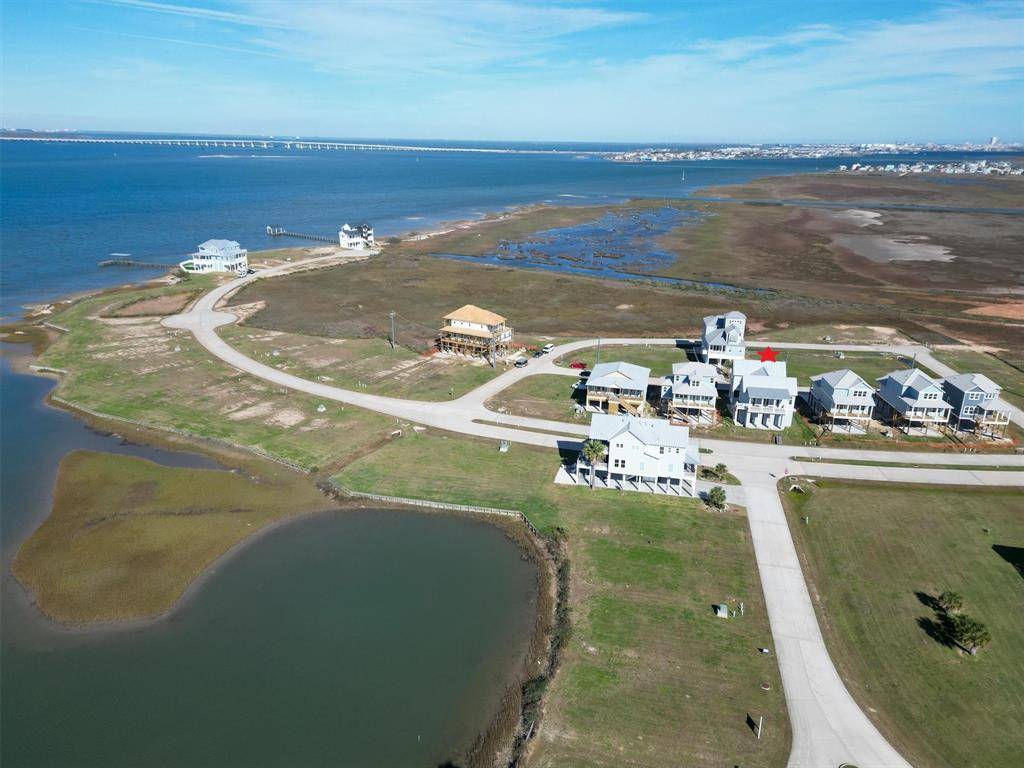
265, 226, 336, 243
98, 258, 174, 268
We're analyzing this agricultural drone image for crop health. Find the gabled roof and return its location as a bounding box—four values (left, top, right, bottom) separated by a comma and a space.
443, 304, 506, 325
589, 413, 691, 448
588, 361, 651, 389
672, 361, 718, 380
811, 368, 872, 391
197, 238, 241, 251
943, 372, 1001, 394
741, 385, 793, 401
733, 359, 788, 378
877, 367, 940, 390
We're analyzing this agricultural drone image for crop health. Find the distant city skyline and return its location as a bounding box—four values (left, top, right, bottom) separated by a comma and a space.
2, 0, 1022, 144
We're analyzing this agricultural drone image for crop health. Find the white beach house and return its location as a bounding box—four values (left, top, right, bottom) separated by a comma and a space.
570, 413, 700, 496
875, 368, 952, 434
663, 361, 719, 424
729, 359, 797, 430
808, 369, 876, 433
699, 311, 746, 366
179, 239, 248, 275
339, 223, 375, 249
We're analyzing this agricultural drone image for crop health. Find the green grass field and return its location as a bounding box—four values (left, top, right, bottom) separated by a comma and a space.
220, 326, 504, 401
555, 344, 689, 374
777, 349, 933, 385
38, 281, 396, 471
334, 431, 790, 767
933, 349, 1024, 411
486, 374, 587, 423
14, 451, 331, 623
782, 480, 1024, 768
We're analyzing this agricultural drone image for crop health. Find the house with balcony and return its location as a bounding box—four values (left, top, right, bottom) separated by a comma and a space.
699, 311, 746, 366
568, 413, 700, 497
663, 361, 719, 425
339, 223, 375, 249
179, 239, 248, 275
585, 361, 651, 416
437, 305, 513, 359
729, 359, 797, 430
808, 369, 876, 433
875, 368, 952, 434
941, 373, 1011, 438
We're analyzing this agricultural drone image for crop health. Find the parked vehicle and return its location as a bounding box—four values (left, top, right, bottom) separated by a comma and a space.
542, 343, 555, 354
569, 360, 587, 369
579, 369, 591, 378
532, 350, 544, 358
515, 358, 529, 368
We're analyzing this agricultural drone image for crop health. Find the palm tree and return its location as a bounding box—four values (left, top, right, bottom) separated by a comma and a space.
951, 614, 991, 655
707, 485, 727, 510
713, 462, 729, 480
580, 439, 607, 488
937, 590, 964, 614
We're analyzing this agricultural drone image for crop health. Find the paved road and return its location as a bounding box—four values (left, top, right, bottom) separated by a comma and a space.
739, 471, 913, 768
165, 264, 1023, 768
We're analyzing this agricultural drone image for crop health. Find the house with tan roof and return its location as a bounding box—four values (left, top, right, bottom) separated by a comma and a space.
437, 304, 514, 359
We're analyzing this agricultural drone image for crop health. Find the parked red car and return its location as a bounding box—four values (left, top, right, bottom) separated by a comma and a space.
568, 360, 586, 369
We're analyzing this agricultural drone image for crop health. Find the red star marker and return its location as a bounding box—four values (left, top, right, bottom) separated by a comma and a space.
758, 346, 780, 363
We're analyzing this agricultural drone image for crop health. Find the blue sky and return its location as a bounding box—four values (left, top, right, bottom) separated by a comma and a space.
2, 0, 1022, 142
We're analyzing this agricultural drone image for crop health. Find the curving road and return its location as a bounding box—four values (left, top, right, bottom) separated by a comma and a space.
165, 261, 1023, 768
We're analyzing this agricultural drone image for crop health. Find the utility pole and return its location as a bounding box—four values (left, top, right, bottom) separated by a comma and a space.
389, 311, 396, 349
596, 338, 602, 367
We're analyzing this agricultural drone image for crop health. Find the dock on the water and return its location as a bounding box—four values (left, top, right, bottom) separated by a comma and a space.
98, 258, 174, 268
266, 226, 336, 243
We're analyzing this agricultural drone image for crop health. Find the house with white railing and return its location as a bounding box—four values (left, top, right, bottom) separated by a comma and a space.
699, 311, 746, 366
339, 223, 375, 249
663, 361, 719, 424
808, 369, 876, 433
941, 373, 1011, 438
585, 361, 651, 416
729, 359, 797, 430
568, 413, 700, 496
179, 239, 248, 275
875, 368, 952, 434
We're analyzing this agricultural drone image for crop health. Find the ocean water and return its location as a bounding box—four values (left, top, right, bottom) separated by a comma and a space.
4, 139, 960, 315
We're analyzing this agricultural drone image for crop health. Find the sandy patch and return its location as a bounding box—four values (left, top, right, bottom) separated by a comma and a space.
225, 301, 267, 321
226, 402, 275, 421
832, 233, 955, 263
615, 304, 634, 310
106, 292, 197, 317
965, 302, 1024, 320
833, 209, 883, 227
266, 408, 306, 427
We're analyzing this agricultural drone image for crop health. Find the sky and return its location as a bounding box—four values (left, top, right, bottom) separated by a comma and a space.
1, 0, 1022, 143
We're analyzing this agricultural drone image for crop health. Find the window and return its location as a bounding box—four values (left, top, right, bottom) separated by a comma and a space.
613, 459, 625, 469
968, 392, 981, 400
659, 447, 665, 454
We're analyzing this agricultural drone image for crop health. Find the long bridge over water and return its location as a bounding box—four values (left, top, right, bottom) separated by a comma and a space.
1, 135, 605, 155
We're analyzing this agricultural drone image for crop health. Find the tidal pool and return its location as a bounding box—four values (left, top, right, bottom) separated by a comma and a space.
1, 355, 540, 768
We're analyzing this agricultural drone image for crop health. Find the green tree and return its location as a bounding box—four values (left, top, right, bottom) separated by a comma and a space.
937, 590, 964, 614
580, 439, 607, 488
707, 485, 727, 510
951, 614, 991, 655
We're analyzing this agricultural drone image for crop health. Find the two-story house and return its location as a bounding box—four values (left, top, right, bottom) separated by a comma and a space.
339, 223, 375, 249
729, 359, 797, 430
573, 413, 700, 496
808, 369, 876, 433
179, 239, 249, 275
875, 368, 952, 434
662, 361, 719, 424
941, 373, 1011, 438
437, 305, 514, 359
585, 361, 651, 415
699, 311, 746, 366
